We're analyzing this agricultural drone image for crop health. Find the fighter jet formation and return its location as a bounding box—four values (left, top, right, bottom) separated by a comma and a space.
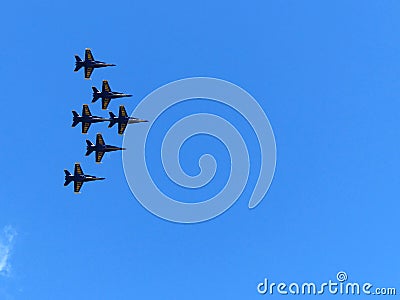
65, 48, 148, 193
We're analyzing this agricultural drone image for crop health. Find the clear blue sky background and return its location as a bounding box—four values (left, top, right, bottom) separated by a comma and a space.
0, 1, 399, 299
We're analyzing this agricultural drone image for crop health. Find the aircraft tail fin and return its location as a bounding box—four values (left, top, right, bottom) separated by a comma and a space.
72, 111, 80, 127
85, 140, 95, 156
108, 112, 117, 128
92, 87, 100, 102
74, 55, 83, 72
64, 170, 73, 186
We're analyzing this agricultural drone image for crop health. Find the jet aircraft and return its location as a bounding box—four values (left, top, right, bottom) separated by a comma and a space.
108, 105, 148, 135
86, 133, 126, 163
92, 80, 132, 110
72, 104, 110, 134
64, 163, 105, 193
74, 48, 116, 79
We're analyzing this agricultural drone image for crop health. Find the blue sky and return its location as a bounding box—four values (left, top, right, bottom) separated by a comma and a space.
1, 0, 399, 299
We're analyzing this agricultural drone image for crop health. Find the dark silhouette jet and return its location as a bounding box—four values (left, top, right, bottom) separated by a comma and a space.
72, 104, 110, 134
109, 105, 148, 135
86, 133, 126, 163
74, 48, 116, 79
92, 80, 132, 110
64, 163, 105, 194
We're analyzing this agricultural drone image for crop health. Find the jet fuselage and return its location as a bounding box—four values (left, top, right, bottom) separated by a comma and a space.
67, 173, 104, 183
102, 92, 131, 99
74, 115, 109, 124
93, 91, 132, 101
76, 60, 116, 70
87, 144, 125, 153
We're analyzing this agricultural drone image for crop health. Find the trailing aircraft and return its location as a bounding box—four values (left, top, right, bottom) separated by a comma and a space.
64, 163, 105, 193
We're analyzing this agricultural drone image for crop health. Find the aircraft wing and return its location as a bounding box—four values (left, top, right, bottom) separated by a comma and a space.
82, 122, 91, 134
102, 98, 111, 110
74, 181, 83, 194
96, 151, 105, 163
118, 122, 127, 135
85, 48, 94, 61
82, 104, 91, 116
74, 163, 83, 176
96, 133, 105, 146
102, 80, 111, 92
85, 67, 94, 79
119, 105, 127, 117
